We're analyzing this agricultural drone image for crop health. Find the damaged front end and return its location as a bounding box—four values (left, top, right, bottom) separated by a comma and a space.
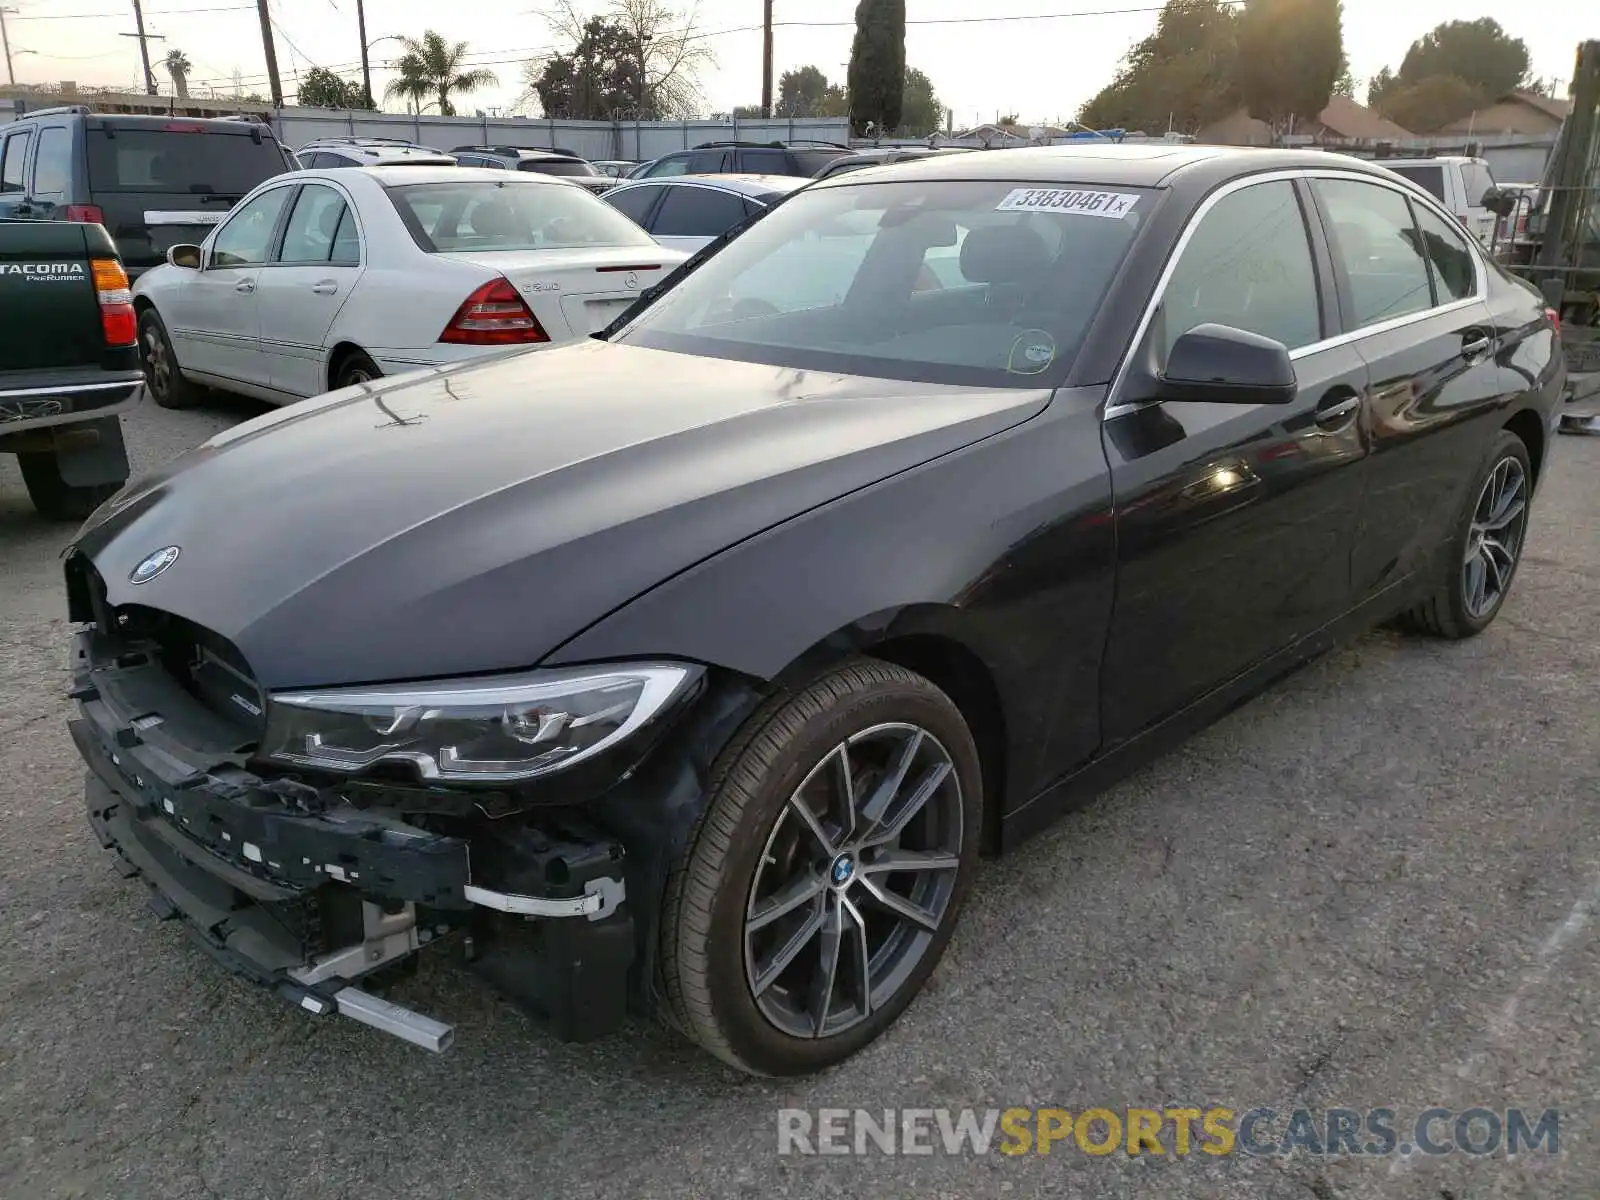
65, 556, 675, 1054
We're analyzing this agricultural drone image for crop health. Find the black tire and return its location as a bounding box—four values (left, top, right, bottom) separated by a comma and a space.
17, 451, 122, 521
333, 350, 382, 389
1403, 429, 1533, 639
138, 308, 203, 410
661, 658, 982, 1076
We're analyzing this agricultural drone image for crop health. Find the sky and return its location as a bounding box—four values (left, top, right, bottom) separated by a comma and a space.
5, 0, 1590, 126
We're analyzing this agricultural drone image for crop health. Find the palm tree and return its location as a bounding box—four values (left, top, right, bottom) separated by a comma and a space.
164, 48, 192, 99
383, 31, 497, 117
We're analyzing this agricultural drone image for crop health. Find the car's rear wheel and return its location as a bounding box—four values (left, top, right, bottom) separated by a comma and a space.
138, 309, 203, 410
1404, 429, 1532, 638
333, 350, 381, 389
661, 658, 981, 1076
17, 451, 121, 521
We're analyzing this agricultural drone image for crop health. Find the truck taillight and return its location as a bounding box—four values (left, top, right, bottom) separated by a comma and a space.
438, 277, 550, 345
1545, 307, 1561, 335
64, 204, 106, 225
91, 258, 137, 347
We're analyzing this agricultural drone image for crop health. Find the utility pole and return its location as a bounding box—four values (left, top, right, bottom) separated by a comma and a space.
758, 0, 771, 120
254, 0, 283, 108
355, 0, 372, 107
119, 0, 162, 95
0, 7, 15, 87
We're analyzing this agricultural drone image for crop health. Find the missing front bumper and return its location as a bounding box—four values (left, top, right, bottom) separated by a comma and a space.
71, 629, 636, 1051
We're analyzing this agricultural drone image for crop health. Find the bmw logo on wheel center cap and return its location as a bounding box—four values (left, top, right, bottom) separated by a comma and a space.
129, 545, 180, 585
829, 854, 855, 886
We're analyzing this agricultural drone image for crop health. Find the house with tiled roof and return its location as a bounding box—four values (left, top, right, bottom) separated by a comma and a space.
1197, 94, 1413, 145
1432, 90, 1571, 136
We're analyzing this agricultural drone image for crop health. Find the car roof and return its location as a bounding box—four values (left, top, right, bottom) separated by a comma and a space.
808, 144, 1408, 192
338, 165, 575, 186
323, 146, 456, 163
628, 173, 811, 197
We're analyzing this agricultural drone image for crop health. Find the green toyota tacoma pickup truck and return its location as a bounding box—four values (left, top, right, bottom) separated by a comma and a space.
1, 219, 141, 519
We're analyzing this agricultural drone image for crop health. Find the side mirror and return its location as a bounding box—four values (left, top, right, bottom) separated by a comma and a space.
167, 244, 203, 270
1158, 323, 1297, 405
1481, 187, 1518, 218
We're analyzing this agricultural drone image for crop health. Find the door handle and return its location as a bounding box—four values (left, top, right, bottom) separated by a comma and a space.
1460, 332, 1493, 360
311, 280, 339, 295
234, 279, 255, 294
1313, 390, 1360, 428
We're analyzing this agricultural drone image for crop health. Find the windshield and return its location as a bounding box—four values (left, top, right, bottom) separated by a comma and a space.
387, 179, 655, 252
86, 128, 290, 194
520, 159, 598, 177
616, 178, 1152, 386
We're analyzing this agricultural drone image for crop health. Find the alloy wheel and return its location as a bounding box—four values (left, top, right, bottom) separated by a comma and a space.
1463, 455, 1528, 620
142, 324, 171, 398
743, 722, 964, 1040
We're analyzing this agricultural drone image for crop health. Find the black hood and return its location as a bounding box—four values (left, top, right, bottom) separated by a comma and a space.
75, 341, 1048, 689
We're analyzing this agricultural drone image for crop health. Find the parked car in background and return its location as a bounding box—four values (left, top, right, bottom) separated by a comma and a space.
295, 137, 457, 169
449, 146, 618, 194
132, 166, 685, 407
604, 174, 810, 253
66, 145, 1563, 1075
811, 146, 972, 180
592, 160, 638, 178
1376, 155, 1499, 247
631, 140, 850, 180
0, 218, 141, 518
0, 107, 296, 278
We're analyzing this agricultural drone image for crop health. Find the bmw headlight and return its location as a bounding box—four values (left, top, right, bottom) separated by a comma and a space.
260, 663, 701, 783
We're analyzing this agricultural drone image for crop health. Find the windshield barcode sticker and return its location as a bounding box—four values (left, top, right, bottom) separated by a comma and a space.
995, 189, 1140, 218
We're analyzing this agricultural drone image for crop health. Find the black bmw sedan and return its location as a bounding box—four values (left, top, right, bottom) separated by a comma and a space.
65, 145, 1563, 1075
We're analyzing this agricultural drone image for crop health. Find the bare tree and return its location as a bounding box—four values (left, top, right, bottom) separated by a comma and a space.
528, 0, 714, 118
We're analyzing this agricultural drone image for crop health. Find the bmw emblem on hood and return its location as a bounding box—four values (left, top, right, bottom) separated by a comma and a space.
129, 546, 180, 584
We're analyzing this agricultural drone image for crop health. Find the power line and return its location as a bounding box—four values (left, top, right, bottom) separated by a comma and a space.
11, 5, 253, 17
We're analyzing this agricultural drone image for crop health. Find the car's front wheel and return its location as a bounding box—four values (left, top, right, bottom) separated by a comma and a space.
138, 309, 205, 410
662, 659, 981, 1076
1405, 429, 1533, 638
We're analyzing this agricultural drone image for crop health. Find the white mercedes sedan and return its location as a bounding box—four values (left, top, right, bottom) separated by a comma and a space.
132, 166, 686, 408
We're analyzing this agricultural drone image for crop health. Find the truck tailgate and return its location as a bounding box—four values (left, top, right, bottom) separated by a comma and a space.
0, 222, 103, 373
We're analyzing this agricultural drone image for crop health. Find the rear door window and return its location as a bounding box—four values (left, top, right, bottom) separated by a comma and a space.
87, 128, 288, 195
789, 149, 848, 175
1317, 178, 1435, 327
606, 184, 664, 226
652, 186, 749, 238
1386, 164, 1446, 204
32, 127, 71, 197
687, 150, 728, 174
2, 130, 31, 193
278, 184, 353, 264
738, 148, 789, 174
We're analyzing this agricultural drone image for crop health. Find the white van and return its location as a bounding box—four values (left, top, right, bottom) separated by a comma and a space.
1377, 156, 1499, 247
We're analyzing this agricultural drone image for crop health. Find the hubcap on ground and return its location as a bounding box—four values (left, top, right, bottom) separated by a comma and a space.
1463, 455, 1528, 620
743, 722, 964, 1040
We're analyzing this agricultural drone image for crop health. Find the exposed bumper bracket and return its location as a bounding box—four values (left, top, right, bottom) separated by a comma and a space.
463, 874, 625, 921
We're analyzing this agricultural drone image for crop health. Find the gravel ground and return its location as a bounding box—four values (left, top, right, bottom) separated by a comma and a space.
1, 396, 1596, 1200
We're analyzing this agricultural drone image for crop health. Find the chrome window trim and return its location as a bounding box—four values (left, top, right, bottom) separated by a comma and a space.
1103, 167, 1489, 421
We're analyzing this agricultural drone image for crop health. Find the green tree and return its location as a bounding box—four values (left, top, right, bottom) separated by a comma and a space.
528, 17, 644, 118
777, 65, 829, 118
163, 49, 191, 99
384, 31, 497, 117
731, 104, 764, 119
1077, 0, 1241, 134
531, 0, 714, 119
818, 84, 850, 119
297, 66, 370, 109
1395, 18, 1529, 99
1235, 0, 1344, 136
1372, 73, 1481, 133
847, 0, 905, 136
900, 67, 942, 135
